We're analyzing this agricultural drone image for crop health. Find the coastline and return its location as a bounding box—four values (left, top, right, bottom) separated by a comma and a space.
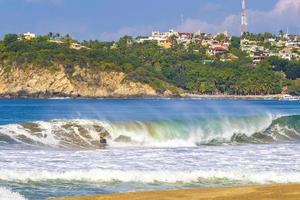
180, 93, 287, 100
0, 94, 291, 100
52, 184, 300, 200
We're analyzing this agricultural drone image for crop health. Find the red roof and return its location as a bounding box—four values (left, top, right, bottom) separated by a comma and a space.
179, 33, 191, 36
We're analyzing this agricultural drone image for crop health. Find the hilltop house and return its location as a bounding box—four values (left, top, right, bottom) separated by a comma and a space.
150, 29, 179, 40
177, 32, 192, 44
279, 47, 300, 60
251, 51, 267, 63
158, 39, 172, 49
209, 45, 228, 56
70, 42, 90, 50
135, 29, 178, 48
22, 32, 36, 40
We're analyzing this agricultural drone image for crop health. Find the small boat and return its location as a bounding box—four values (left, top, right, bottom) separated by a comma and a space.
280, 94, 299, 101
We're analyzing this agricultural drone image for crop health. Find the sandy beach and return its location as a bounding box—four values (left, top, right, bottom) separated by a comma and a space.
53, 184, 300, 200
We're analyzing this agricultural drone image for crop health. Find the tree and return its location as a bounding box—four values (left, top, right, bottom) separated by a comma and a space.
0, 32, 292, 96
60, 34, 75, 46
34, 36, 50, 42
288, 80, 300, 95
48, 32, 54, 39
279, 30, 285, 39
3, 34, 19, 45
292, 48, 299, 54
117, 36, 133, 48
55, 33, 61, 38
122, 63, 134, 72
0, 42, 4, 52
261, 32, 274, 40
215, 33, 226, 42
169, 35, 178, 50
230, 36, 241, 49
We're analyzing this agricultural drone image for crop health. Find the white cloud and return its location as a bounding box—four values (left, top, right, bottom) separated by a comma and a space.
274, 0, 300, 14
249, 0, 300, 34
177, 0, 300, 35
177, 15, 239, 34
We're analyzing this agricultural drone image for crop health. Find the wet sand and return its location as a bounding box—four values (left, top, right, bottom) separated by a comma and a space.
53, 184, 300, 200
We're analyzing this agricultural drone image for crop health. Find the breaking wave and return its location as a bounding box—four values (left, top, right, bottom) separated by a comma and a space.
0, 187, 27, 200
1, 169, 300, 184
0, 115, 300, 148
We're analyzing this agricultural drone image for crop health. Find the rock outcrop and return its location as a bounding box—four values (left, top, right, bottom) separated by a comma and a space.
0, 65, 170, 98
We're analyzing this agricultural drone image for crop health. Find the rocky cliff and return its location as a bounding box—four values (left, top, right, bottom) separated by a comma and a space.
0, 65, 175, 98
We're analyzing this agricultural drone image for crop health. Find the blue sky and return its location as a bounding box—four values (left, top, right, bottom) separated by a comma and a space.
0, 0, 299, 41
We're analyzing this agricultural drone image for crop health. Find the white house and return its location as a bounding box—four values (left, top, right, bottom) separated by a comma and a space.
22, 32, 36, 40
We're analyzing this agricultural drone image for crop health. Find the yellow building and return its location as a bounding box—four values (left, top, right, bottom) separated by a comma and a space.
22, 32, 36, 40
70, 42, 90, 50
158, 40, 172, 49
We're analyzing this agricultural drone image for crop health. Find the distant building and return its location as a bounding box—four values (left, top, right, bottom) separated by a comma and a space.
150, 29, 179, 40
209, 45, 228, 55
178, 32, 191, 38
135, 29, 180, 48
22, 32, 36, 40
49, 39, 64, 44
251, 52, 267, 63
158, 40, 172, 49
279, 47, 300, 60
177, 32, 192, 44
241, 44, 264, 53
135, 27, 300, 62
70, 43, 90, 50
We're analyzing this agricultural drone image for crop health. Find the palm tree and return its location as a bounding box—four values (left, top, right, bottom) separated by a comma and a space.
279, 30, 284, 39
55, 33, 61, 39
48, 32, 54, 39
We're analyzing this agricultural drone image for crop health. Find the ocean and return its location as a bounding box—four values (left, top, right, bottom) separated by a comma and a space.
0, 99, 299, 200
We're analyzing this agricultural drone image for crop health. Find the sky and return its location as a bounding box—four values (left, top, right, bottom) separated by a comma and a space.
0, 0, 299, 41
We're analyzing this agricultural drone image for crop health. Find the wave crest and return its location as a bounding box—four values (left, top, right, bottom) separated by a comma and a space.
0, 115, 299, 148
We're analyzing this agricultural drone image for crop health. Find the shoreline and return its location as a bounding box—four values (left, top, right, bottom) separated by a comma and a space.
0, 94, 293, 100
52, 184, 300, 200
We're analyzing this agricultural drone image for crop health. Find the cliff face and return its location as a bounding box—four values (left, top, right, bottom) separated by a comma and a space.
0, 65, 164, 98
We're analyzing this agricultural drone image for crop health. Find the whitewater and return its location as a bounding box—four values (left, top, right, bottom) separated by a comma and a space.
0, 187, 27, 200
0, 115, 299, 148
0, 99, 300, 200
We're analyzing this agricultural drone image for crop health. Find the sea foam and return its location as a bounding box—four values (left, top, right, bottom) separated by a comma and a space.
1, 169, 300, 184
0, 187, 27, 200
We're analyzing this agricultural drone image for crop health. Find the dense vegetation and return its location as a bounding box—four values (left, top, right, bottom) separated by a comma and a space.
0, 33, 300, 95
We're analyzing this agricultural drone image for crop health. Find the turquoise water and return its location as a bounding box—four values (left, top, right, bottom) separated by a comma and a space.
0, 99, 300, 200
